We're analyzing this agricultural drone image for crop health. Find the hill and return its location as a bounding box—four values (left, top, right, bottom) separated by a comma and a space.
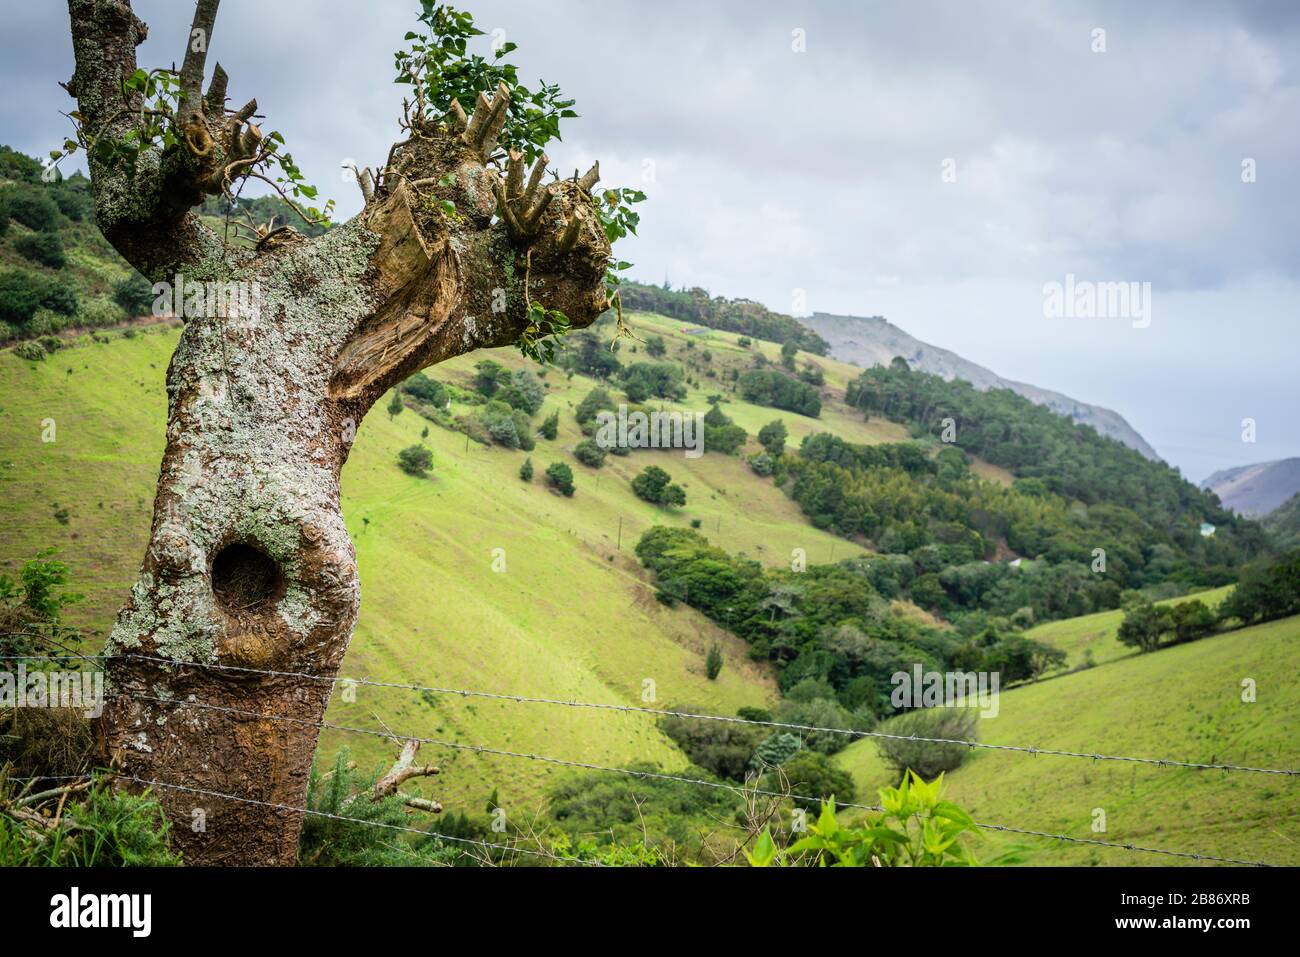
0, 310, 911, 812
1202, 458, 1300, 518
1262, 492, 1300, 552
835, 613, 1300, 866
798, 311, 1161, 461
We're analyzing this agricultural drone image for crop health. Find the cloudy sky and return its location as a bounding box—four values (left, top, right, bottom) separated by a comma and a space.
3, 0, 1297, 481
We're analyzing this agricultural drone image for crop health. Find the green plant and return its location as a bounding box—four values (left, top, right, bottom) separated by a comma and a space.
876, 707, 979, 779
745, 772, 979, 867
14, 232, 66, 268
631, 465, 685, 507
538, 410, 559, 440
573, 438, 606, 468
705, 643, 723, 680
397, 444, 433, 477
519, 457, 534, 482
545, 461, 574, 496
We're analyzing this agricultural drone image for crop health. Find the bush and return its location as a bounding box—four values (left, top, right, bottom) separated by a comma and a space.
397, 444, 433, 477
645, 335, 667, 357
12, 340, 46, 361
705, 643, 722, 680
473, 359, 508, 397
1, 185, 62, 231
757, 419, 787, 456
876, 707, 979, 780
621, 362, 686, 402
0, 269, 48, 326
538, 410, 559, 440
546, 461, 575, 496
748, 452, 775, 476
659, 710, 763, 781
14, 231, 66, 268
573, 438, 607, 468
765, 750, 857, 809
499, 368, 545, 415
631, 465, 686, 507
403, 371, 448, 407
40, 280, 78, 316
748, 732, 802, 773
76, 296, 127, 329
519, 457, 534, 482
575, 386, 616, 425
739, 369, 821, 417
1218, 551, 1300, 626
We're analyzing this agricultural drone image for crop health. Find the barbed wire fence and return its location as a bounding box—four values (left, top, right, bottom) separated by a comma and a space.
1, 641, 1293, 867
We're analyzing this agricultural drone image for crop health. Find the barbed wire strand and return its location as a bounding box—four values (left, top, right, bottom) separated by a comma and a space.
112, 688, 1275, 867
17, 649, 1291, 778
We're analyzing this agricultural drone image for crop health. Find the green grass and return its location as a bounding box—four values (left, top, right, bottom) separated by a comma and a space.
1026, 585, 1236, 670
835, 615, 1300, 866
0, 312, 921, 814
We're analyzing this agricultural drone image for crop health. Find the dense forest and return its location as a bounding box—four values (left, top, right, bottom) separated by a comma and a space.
618, 280, 829, 354
844, 360, 1266, 564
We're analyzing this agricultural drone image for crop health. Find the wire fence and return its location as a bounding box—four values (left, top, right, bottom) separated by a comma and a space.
1, 645, 1290, 867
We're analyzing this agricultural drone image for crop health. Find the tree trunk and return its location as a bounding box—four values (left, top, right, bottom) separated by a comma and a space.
68, 0, 610, 864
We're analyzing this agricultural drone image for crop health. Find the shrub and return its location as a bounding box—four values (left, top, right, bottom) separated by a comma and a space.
748, 732, 801, 773
397, 444, 433, 477
573, 438, 606, 468
519, 457, 534, 482
1, 185, 62, 231
14, 231, 66, 268
538, 409, 559, 439
473, 359, 508, 397
546, 461, 575, 496
748, 452, 775, 476
12, 340, 46, 361
621, 362, 686, 402
499, 368, 545, 415
659, 710, 763, 781
876, 707, 979, 779
479, 400, 521, 448
76, 296, 127, 329
705, 643, 722, 680
764, 750, 857, 809
575, 386, 616, 424
739, 369, 821, 417
40, 281, 78, 316
757, 419, 787, 456
632, 465, 686, 507
0, 270, 48, 326
403, 371, 448, 407
512, 410, 535, 451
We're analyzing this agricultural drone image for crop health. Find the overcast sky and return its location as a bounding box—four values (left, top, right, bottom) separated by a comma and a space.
3, 1, 1296, 481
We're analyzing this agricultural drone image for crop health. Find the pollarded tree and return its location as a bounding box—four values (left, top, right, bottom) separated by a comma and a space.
65, 0, 628, 864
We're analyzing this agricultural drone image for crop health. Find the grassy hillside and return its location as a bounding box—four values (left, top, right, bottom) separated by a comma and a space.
835, 615, 1300, 866
0, 310, 910, 812
1026, 585, 1235, 670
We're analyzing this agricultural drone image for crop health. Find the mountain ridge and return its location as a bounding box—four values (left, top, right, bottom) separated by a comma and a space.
797, 311, 1161, 461
1201, 457, 1300, 518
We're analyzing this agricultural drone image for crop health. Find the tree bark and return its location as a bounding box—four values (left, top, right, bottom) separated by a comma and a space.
67, 0, 610, 864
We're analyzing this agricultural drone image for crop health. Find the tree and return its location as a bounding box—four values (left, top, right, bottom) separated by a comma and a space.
632, 465, 685, 507
1169, 598, 1216, 643
499, 368, 545, 415
14, 232, 67, 268
72, 0, 612, 864
705, 643, 722, 680
573, 437, 606, 468
386, 389, 404, 421
546, 461, 575, 496
473, 359, 509, 398
757, 419, 787, 456
519, 457, 534, 482
780, 339, 798, 371
645, 334, 667, 357
397, 444, 433, 477
538, 409, 559, 439
113, 271, 156, 317
1117, 599, 1173, 652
